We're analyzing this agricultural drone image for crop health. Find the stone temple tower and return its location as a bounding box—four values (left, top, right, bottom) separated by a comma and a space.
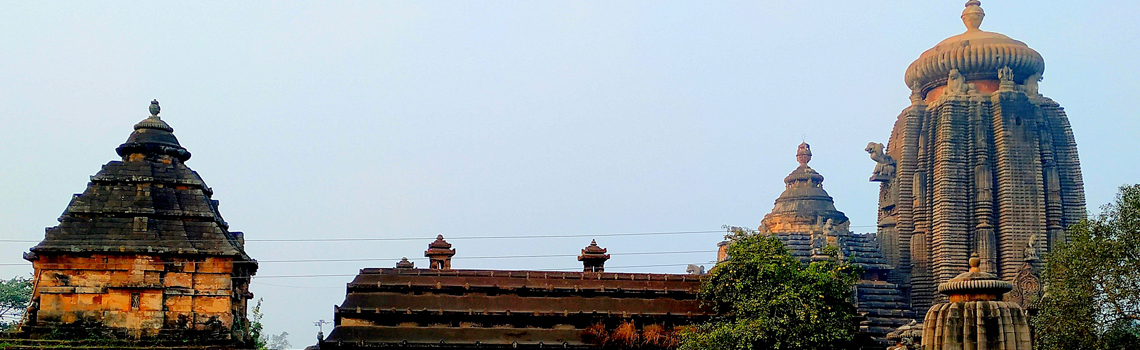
20, 101, 257, 344
869, 1, 1085, 313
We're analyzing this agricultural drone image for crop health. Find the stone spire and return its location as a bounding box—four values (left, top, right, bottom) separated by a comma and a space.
577, 239, 610, 273
424, 235, 456, 270
921, 258, 1032, 349
874, 1, 1085, 314
30, 100, 247, 258
760, 143, 848, 233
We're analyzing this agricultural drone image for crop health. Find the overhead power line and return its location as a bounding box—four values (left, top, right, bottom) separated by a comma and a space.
0, 229, 727, 244
0, 250, 714, 267
242, 262, 712, 280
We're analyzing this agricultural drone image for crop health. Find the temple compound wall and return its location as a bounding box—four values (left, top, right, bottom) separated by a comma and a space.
317, 237, 712, 350
18, 101, 257, 345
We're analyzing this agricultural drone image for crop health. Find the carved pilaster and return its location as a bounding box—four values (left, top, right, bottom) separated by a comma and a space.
991, 90, 1047, 280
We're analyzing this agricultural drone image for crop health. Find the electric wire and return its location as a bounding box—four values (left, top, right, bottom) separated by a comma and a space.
0, 229, 729, 244
0, 250, 715, 267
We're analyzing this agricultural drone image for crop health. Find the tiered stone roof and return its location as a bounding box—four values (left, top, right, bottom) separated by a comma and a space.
30, 100, 250, 260
760, 143, 848, 231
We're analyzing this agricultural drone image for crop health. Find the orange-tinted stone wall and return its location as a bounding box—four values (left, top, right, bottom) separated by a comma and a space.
29, 253, 247, 338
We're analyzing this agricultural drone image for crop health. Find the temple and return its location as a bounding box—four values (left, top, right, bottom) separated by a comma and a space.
17, 101, 257, 346
317, 237, 712, 350
869, 0, 1083, 314
754, 143, 914, 346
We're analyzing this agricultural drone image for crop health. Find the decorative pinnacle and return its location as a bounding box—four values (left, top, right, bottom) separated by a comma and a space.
968, 256, 981, 272
962, 0, 985, 31
796, 142, 812, 166
149, 99, 160, 116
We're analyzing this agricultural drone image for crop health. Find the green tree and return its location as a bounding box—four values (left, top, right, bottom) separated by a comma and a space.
678, 230, 859, 350
1035, 184, 1140, 350
0, 275, 32, 331
249, 298, 267, 349
268, 331, 290, 350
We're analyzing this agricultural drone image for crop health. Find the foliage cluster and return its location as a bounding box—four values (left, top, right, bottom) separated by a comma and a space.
678, 231, 858, 350
0, 275, 32, 331
1035, 185, 1140, 350
248, 298, 290, 350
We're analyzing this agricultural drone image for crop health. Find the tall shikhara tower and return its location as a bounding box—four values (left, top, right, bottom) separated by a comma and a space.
870, 1, 1085, 313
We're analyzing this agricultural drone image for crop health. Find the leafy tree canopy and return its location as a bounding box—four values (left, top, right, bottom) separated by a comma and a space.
1035, 184, 1140, 350
678, 231, 859, 350
0, 275, 32, 331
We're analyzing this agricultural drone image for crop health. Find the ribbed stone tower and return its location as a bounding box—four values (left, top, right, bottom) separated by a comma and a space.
870, 1, 1085, 313
759, 143, 914, 346
20, 101, 257, 344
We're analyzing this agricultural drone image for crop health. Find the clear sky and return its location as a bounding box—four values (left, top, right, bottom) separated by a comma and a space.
2, 1, 1137, 347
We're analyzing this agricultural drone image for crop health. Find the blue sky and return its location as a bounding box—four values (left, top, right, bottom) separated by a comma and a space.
2, 1, 1137, 346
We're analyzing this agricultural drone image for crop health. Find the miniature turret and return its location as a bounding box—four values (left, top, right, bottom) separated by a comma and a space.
424, 235, 455, 270
921, 257, 1031, 349
578, 240, 610, 272
395, 257, 414, 269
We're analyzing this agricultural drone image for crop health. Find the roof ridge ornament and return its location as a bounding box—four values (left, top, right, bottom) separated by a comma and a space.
149, 99, 160, 116
796, 142, 812, 166
962, 0, 985, 31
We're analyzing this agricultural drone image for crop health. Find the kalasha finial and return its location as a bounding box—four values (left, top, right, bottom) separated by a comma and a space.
969, 256, 981, 272
962, 0, 985, 31
796, 142, 812, 166
149, 99, 160, 116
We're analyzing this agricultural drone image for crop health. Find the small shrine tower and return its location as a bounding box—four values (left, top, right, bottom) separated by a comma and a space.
577, 239, 610, 272
19, 101, 257, 343
921, 257, 1031, 349
424, 235, 455, 270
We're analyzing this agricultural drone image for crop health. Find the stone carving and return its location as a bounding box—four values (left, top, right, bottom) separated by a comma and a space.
885, 320, 923, 350
1020, 72, 1043, 100
909, 82, 925, 105
866, 142, 896, 182
685, 264, 706, 275
944, 69, 975, 96
998, 66, 1016, 92
1024, 235, 1039, 262
1007, 236, 1044, 310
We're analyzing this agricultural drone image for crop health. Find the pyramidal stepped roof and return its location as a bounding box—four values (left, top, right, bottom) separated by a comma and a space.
760, 142, 848, 230
30, 101, 251, 259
